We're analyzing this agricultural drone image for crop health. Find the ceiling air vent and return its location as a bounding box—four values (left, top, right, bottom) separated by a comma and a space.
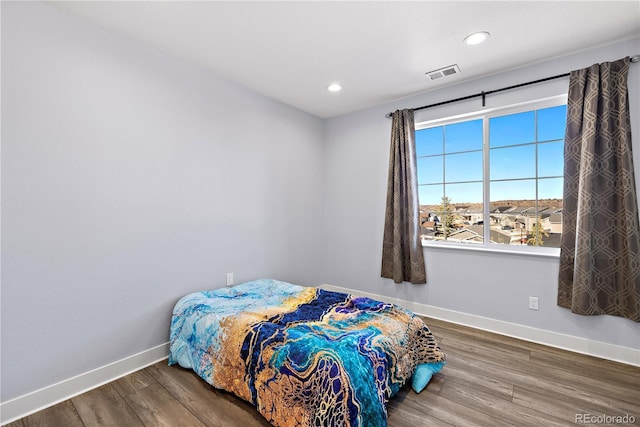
426, 64, 461, 80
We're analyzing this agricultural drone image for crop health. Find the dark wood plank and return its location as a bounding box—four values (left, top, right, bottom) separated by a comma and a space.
403, 389, 516, 427
19, 400, 84, 427
423, 317, 542, 353
445, 345, 640, 414
123, 382, 205, 426
111, 368, 158, 397
426, 316, 640, 381
436, 358, 514, 400
529, 345, 640, 379
529, 348, 640, 385
145, 362, 272, 427
71, 383, 143, 427
437, 378, 575, 427
437, 329, 531, 364
387, 386, 455, 427
530, 360, 640, 406
512, 385, 629, 427
423, 372, 445, 394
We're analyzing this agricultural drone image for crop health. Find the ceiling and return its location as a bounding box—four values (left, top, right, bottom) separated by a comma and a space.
50, 1, 640, 119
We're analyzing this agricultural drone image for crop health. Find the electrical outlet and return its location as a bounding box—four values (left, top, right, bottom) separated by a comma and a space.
529, 296, 539, 310
226, 273, 234, 287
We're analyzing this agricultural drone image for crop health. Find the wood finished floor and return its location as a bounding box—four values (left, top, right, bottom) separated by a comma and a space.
7, 317, 640, 427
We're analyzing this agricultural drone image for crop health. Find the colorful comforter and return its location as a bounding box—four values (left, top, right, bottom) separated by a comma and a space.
168, 279, 445, 427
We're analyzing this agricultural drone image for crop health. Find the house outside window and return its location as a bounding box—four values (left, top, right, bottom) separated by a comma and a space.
416, 98, 566, 251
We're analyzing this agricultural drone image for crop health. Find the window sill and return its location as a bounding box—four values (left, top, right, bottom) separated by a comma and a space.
421, 240, 560, 258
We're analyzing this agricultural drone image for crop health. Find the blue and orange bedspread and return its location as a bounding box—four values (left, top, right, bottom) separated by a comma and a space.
169, 279, 445, 427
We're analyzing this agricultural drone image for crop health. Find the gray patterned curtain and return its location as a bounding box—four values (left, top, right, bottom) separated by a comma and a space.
381, 109, 426, 284
558, 57, 640, 322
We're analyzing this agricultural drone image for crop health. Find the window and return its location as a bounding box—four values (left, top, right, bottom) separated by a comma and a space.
416, 98, 566, 250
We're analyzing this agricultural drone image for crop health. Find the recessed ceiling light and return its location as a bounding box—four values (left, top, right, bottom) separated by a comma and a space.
327, 83, 342, 92
464, 31, 490, 45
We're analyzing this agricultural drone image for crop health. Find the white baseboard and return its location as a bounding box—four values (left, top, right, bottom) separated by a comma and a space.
320, 284, 640, 367
1, 343, 169, 425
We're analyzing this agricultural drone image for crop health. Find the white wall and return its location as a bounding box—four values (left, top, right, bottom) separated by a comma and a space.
1, 1, 324, 402
322, 38, 640, 352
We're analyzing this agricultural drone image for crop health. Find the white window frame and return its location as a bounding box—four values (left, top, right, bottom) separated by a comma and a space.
415, 95, 567, 257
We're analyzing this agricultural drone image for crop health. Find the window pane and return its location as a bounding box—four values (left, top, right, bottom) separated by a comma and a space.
418, 156, 443, 184
490, 179, 536, 207
535, 207, 562, 248
489, 179, 536, 245
445, 182, 484, 243
538, 177, 563, 200
537, 105, 567, 142
526, 205, 562, 248
538, 141, 564, 178
490, 111, 535, 147
419, 184, 445, 243
445, 182, 483, 205
536, 184, 562, 248
416, 127, 443, 156
490, 145, 536, 180
445, 151, 483, 183
528, 215, 561, 247
444, 119, 482, 153
419, 184, 443, 206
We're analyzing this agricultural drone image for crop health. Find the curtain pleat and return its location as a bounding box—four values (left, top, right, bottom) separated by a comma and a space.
381, 109, 427, 284
558, 57, 640, 322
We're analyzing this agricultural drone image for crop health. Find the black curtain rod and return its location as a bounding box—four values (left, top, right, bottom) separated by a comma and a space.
386, 54, 640, 118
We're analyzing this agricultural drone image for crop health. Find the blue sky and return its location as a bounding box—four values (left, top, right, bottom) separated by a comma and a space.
417, 105, 566, 206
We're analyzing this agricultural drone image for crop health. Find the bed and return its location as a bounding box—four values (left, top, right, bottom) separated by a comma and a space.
168, 279, 445, 427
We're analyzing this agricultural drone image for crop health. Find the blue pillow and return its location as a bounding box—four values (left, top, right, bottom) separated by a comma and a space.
411, 361, 445, 393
